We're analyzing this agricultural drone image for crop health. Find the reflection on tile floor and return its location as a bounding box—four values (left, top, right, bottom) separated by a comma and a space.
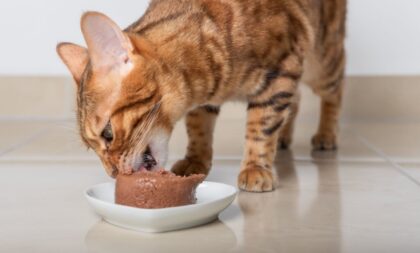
0, 120, 420, 253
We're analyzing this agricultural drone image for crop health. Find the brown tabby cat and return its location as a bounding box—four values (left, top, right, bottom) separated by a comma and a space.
57, 0, 346, 192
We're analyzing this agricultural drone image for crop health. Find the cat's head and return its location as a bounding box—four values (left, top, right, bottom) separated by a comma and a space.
57, 12, 185, 177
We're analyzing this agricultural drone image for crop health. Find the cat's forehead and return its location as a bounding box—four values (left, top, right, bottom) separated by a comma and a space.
77, 64, 127, 124
76, 56, 157, 130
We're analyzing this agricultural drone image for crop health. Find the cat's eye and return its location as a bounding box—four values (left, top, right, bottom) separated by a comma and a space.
101, 121, 113, 143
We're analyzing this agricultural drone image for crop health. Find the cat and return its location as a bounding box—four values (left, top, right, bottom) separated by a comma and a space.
57, 0, 346, 192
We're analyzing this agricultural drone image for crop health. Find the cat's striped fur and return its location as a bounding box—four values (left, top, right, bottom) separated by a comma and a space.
57, 0, 346, 192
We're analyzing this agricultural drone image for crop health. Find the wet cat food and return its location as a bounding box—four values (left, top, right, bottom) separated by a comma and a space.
115, 170, 205, 209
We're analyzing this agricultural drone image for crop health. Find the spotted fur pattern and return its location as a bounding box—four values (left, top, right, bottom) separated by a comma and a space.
57, 0, 346, 192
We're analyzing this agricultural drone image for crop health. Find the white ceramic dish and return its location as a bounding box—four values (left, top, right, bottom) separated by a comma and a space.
85, 181, 237, 233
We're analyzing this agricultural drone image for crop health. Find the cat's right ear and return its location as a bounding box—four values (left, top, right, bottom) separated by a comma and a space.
56, 43, 89, 84
80, 12, 134, 75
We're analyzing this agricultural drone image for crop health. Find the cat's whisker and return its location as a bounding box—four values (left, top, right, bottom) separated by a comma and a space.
128, 102, 161, 160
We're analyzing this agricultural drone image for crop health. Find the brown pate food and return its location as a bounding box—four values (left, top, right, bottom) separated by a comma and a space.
115, 170, 205, 209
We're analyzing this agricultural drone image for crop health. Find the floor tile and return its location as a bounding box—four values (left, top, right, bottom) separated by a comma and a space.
1, 155, 420, 252
398, 163, 420, 184
171, 119, 382, 162
220, 157, 420, 253
353, 123, 420, 163
0, 161, 109, 253
289, 124, 382, 162
0, 121, 98, 161
2, 120, 381, 164
161, 156, 420, 253
0, 121, 53, 156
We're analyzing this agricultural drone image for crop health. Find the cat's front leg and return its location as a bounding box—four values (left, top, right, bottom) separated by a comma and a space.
238, 104, 285, 192
239, 95, 299, 192
171, 105, 220, 176
239, 55, 302, 192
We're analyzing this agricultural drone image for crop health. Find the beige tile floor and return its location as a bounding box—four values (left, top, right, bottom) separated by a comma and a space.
0, 120, 420, 253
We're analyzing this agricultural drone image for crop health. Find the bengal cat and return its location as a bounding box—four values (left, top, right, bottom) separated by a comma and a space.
57, 0, 346, 192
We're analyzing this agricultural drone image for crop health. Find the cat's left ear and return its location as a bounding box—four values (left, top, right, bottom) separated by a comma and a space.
81, 12, 134, 74
56, 43, 89, 84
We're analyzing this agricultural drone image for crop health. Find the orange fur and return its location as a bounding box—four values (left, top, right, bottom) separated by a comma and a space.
57, 0, 347, 192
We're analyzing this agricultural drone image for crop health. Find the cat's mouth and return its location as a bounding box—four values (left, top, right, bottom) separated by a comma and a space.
137, 146, 158, 171
132, 131, 169, 173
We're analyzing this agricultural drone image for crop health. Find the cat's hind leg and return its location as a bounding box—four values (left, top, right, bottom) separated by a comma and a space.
309, 47, 345, 151
171, 105, 219, 176
308, 0, 347, 150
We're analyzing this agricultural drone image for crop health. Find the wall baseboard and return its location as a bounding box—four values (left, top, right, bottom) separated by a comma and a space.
0, 75, 419, 123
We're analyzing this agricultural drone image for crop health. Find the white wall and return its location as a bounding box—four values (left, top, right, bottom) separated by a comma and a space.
0, 0, 419, 76
347, 0, 420, 75
0, 0, 149, 76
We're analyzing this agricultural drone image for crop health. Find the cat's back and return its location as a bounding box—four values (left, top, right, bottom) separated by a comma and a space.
128, 0, 311, 36
127, 0, 346, 68
128, 0, 346, 41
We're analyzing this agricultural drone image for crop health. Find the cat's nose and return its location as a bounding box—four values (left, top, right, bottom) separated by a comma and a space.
100, 157, 119, 178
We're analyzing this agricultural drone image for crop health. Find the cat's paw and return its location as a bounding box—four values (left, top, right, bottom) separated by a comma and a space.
278, 135, 292, 150
238, 168, 275, 192
171, 158, 210, 176
312, 132, 337, 150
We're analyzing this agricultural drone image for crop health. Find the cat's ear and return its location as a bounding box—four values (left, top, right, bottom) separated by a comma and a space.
56, 43, 89, 84
81, 12, 134, 74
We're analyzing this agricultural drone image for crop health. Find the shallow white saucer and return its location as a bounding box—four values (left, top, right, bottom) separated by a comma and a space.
85, 181, 237, 233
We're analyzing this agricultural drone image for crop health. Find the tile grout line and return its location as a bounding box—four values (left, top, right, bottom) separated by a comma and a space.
353, 132, 420, 187
0, 117, 73, 122
0, 156, 385, 163
0, 128, 50, 157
